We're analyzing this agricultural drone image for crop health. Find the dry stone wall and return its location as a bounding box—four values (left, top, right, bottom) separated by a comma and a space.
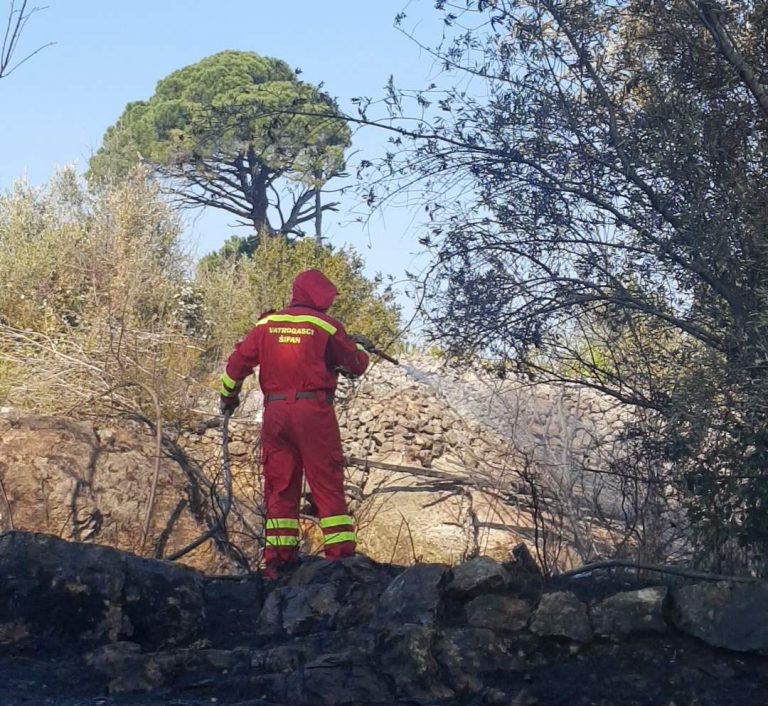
401, 356, 631, 464
0, 356, 635, 573
177, 357, 633, 569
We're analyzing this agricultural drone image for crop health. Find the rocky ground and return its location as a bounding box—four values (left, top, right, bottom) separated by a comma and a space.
0, 352, 656, 578
1, 531, 767, 706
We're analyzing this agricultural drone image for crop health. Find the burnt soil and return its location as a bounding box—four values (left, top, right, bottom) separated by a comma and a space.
1, 627, 766, 706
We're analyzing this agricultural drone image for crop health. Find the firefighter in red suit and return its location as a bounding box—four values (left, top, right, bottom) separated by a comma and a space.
219, 269, 371, 578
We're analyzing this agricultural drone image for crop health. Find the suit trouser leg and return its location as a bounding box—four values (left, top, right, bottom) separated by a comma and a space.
294, 400, 355, 560
261, 405, 302, 570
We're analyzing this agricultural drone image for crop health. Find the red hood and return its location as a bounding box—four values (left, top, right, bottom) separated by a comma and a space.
290, 269, 338, 312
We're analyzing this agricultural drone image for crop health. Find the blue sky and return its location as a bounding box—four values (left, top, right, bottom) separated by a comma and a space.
0, 0, 448, 305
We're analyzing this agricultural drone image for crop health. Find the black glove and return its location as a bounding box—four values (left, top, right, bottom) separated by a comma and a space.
219, 394, 240, 415
351, 334, 375, 352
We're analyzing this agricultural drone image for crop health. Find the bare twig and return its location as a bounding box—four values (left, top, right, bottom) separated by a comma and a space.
400, 511, 420, 564
0, 474, 14, 530
389, 514, 405, 564
1, 1, 54, 80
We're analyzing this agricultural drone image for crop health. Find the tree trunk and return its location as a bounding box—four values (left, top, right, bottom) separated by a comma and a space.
314, 186, 322, 245
694, 1, 768, 124
246, 147, 272, 235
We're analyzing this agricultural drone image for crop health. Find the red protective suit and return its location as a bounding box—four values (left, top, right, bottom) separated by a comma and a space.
221, 270, 369, 575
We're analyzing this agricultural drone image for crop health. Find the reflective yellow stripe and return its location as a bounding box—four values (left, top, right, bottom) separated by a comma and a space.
221, 372, 239, 397
323, 531, 356, 545
266, 518, 300, 530
221, 372, 238, 390
256, 314, 337, 336
266, 536, 300, 547
320, 515, 354, 529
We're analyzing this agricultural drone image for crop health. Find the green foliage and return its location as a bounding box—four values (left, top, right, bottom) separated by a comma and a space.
0, 169, 397, 422
88, 51, 351, 236
0, 168, 185, 333
0, 168, 205, 419
196, 235, 401, 358
198, 233, 261, 269
367, 0, 768, 572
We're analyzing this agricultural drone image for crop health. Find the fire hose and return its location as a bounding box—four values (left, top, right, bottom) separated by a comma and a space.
369, 346, 399, 366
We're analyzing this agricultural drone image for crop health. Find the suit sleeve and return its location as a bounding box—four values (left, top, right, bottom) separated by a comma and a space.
220, 328, 261, 396
326, 322, 369, 377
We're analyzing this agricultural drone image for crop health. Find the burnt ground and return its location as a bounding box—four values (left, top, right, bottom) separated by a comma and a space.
0, 630, 766, 706
1, 534, 767, 706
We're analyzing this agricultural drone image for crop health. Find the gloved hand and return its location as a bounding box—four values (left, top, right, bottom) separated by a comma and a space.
219, 394, 240, 415
351, 333, 375, 352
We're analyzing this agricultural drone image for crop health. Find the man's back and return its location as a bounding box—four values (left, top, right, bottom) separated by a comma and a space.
251, 305, 352, 395
223, 270, 368, 397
